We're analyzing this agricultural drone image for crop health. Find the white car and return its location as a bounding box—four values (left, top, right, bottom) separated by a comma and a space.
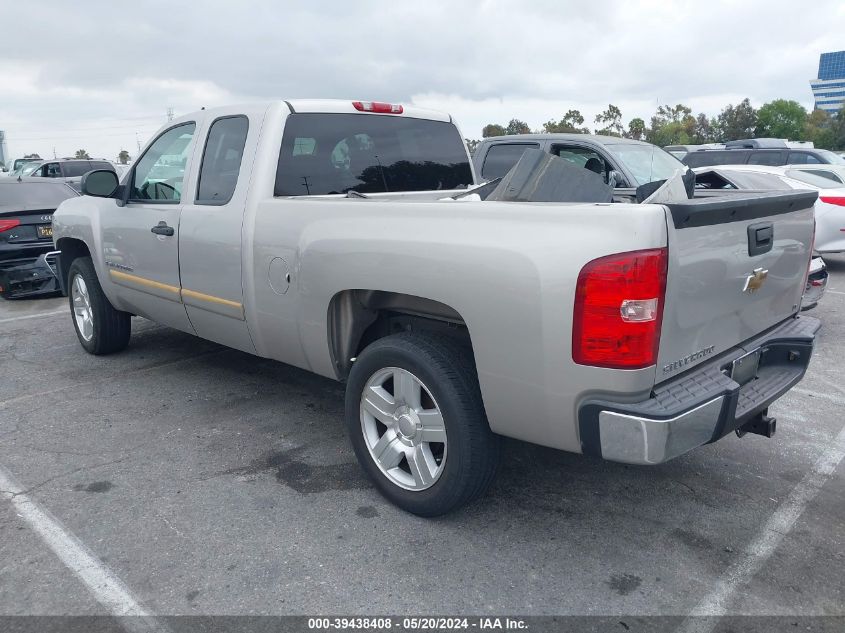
693, 164, 845, 253
783, 164, 845, 187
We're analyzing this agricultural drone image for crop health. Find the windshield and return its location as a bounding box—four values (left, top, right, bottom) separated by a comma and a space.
20, 162, 43, 176
13, 158, 39, 171
784, 169, 843, 189
605, 144, 686, 185
814, 149, 845, 165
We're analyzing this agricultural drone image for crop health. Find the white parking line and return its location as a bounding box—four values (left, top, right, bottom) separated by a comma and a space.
678, 423, 845, 632
0, 465, 169, 633
0, 309, 69, 324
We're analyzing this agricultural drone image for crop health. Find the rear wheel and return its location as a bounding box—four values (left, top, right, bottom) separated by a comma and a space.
345, 332, 499, 516
68, 257, 131, 355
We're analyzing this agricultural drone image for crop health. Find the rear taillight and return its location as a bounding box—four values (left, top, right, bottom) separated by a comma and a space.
572, 248, 668, 369
820, 196, 845, 207
0, 219, 21, 233
352, 101, 404, 114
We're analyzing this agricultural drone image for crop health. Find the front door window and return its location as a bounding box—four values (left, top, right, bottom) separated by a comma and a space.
131, 123, 196, 202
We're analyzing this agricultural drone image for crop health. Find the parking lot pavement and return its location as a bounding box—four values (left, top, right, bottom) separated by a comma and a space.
1, 263, 844, 620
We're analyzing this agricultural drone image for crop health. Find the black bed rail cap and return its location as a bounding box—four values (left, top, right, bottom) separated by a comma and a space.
664, 190, 819, 229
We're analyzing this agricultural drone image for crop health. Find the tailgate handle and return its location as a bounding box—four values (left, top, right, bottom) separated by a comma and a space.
748, 222, 773, 256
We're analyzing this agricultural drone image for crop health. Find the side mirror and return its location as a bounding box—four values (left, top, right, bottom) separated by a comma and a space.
608, 170, 628, 188
80, 170, 119, 198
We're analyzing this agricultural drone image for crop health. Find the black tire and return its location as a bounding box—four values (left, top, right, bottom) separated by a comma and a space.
345, 332, 500, 516
67, 257, 131, 355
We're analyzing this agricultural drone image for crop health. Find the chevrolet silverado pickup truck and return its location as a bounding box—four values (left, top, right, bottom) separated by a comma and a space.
52, 100, 820, 516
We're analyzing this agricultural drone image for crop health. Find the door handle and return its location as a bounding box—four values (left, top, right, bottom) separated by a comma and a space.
151, 221, 174, 237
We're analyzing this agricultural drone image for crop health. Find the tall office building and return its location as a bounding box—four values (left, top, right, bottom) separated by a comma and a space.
810, 51, 845, 113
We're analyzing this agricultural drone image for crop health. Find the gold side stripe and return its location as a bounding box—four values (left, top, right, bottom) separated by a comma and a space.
109, 269, 243, 309
181, 288, 243, 309
109, 269, 180, 295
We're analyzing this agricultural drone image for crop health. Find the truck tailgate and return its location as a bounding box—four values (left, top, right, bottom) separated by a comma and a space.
657, 191, 817, 381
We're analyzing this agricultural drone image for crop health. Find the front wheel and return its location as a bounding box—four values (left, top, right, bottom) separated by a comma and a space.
68, 257, 131, 355
345, 332, 499, 516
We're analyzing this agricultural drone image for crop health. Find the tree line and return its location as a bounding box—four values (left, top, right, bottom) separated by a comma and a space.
469, 99, 845, 153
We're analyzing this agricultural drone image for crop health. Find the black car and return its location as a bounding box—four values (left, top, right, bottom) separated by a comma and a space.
0, 179, 79, 298
683, 145, 845, 169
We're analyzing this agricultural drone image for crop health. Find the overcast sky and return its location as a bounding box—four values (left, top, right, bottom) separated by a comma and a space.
2, 0, 844, 162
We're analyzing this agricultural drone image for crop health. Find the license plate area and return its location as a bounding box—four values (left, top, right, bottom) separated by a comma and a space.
731, 348, 761, 386
37, 224, 53, 239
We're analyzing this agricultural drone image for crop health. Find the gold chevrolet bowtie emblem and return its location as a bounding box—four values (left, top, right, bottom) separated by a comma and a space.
743, 267, 769, 293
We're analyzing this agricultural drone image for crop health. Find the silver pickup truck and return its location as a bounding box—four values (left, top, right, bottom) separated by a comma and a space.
52, 100, 820, 516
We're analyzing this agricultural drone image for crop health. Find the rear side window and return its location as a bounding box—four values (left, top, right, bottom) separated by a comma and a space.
799, 169, 844, 183
748, 151, 785, 166
275, 113, 472, 196
481, 143, 539, 180
788, 151, 822, 165
784, 170, 842, 189
720, 171, 791, 190
196, 116, 249, 205
90, 161, 114, 171
61, 161, 93, 177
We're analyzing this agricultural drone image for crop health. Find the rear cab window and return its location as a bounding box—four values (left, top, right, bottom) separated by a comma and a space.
481, 143, 540, 180
275, 114, 472, 196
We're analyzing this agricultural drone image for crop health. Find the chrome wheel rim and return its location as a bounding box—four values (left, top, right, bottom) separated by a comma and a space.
71, 274, 94, 342
360, 367, 447, 491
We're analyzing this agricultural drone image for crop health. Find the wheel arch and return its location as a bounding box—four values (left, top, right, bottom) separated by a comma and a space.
55, 237, 92, 295
327, 290, 476, 380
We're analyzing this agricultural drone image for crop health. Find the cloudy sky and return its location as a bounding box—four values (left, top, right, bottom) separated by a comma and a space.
2, 0, 844, 162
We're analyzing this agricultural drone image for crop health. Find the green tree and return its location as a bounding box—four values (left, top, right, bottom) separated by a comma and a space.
715, 98, 757, 141
645, 104, 696, 146
117, 149, 131, 164
804, 108, 835, 149
594, 104, 624, 137
755, 99, 807, 140
543, 109, 590, 134
465, 139, 480, 156
23, 153, 41, 159
829, 106, 845, 150
482, 123, 506, 138
626, 118, 646, 140
74, 149, 91, 159
693, 113, 716, 143
505, 118, 531, 135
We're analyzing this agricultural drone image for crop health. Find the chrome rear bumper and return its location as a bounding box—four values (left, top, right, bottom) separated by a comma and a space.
578, 316, 820, 465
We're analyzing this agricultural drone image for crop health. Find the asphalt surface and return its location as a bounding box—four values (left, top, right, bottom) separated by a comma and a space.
1, 259, 844, 620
